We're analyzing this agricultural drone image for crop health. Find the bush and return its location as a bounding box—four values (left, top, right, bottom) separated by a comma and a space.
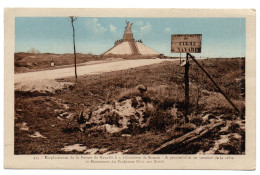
227, 122, 242, 133
146, 109, 168, 132
118, 88, 141, 101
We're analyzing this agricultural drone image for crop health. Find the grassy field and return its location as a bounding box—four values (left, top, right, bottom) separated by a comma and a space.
15, 52, 105, 73
14, 58, 245, 154
14, 52, 161, 73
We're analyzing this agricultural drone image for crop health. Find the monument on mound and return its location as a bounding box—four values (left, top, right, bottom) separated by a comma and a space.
103, 21, 160, 56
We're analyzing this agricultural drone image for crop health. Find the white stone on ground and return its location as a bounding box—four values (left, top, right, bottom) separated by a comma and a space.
16, 122, 29, 131
61, 144, 87, 152
84, 148, 99, 154
29, 131, 47, 139
84, 148, 108, 154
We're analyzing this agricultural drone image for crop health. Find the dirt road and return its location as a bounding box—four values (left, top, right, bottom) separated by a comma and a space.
15, 59, 175, 92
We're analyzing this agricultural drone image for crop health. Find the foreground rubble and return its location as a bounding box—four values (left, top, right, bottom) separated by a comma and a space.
80, 94, 155, 134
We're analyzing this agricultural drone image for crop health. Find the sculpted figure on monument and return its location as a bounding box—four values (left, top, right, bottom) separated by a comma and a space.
125, 21, 133, 32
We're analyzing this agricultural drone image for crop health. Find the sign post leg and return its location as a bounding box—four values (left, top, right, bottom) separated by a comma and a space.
184, 53, 190, 123
180, 53, 182, 64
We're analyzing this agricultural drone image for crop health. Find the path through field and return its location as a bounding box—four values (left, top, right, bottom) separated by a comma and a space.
15, 59, 176, 92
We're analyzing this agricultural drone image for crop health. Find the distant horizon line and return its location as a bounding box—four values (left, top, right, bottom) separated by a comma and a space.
14, 51, 245, 59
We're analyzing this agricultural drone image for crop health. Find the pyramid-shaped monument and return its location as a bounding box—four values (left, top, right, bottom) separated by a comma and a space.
103, 21, 160, 56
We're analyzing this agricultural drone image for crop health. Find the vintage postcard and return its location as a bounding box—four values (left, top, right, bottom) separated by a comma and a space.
4, 8, 256, 169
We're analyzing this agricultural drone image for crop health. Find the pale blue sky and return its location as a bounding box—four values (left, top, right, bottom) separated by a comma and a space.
15, 17, 245, 57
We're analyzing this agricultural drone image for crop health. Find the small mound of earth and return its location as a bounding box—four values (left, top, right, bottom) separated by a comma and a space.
83, 95, 154, 134
15, 79, 74, 93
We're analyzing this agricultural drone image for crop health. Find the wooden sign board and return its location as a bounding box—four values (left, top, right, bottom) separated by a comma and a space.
171, 34, 202, 53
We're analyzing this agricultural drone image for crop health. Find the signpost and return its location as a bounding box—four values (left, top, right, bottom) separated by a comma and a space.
171, 34, 241, 122
171, 34, 202, 53
171, 34, 202, 122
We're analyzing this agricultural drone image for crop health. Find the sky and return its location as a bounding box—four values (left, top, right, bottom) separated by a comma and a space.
15, 17, 245, 57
